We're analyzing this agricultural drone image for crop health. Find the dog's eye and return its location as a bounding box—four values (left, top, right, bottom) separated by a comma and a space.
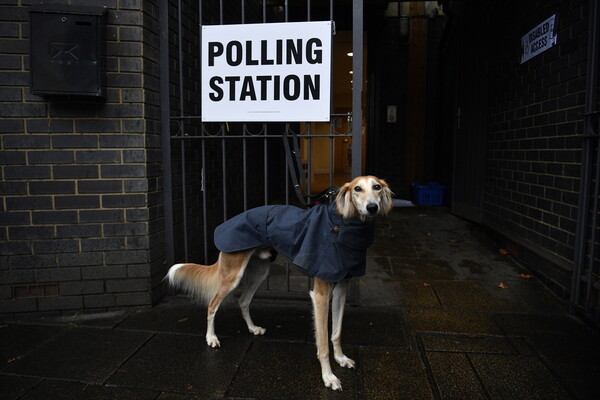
353, 186, 362, 192
373, 184, 382, 191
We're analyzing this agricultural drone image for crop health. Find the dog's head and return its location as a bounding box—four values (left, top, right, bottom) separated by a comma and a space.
335, 176, 393, 221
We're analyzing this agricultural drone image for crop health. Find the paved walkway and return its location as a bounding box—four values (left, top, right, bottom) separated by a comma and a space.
2, 207, 599, 399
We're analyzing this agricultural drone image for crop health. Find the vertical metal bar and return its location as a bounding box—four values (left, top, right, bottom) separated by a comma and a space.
584, 141, 600, 315
176, 0, 186, 259
222, 132, 227, 220
202, 141, 209, 264
181, 139, 189, 260
351, 0, 363, 178
199, 0, 208, 264
329, 128, 334, 188
284, 4, 290, 206
159, 0, 174, 265
242, 1, 248, 210
307, 132, 312, 196
571, 0, 600, 314
330, 0, 334, 188
177, 0, 184, 116
285, 151, 290, 204
219, 0, 223, 24
243, 131, 248, 210
261, 6, 268, 205
264, 124, 268, 205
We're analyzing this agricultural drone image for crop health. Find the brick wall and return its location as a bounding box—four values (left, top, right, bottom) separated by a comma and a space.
0, 0, 165, 317
482, 0, 587, 298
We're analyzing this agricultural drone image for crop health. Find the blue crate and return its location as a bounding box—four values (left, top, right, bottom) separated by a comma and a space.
411, 182, 446, 206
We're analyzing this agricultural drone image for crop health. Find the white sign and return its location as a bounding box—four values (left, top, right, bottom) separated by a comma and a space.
520, 14, 557, 64
201, 21, 332, 122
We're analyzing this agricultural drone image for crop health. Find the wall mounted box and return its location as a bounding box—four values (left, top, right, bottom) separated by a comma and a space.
29, 4, 107, 98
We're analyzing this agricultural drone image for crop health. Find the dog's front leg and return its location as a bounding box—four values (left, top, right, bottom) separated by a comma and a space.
331, 279, 355, 369
311, 278, 341, 391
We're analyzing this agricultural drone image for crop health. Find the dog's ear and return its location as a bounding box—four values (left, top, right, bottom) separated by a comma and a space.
378, 179, 394, 215
336, 183, 355, 219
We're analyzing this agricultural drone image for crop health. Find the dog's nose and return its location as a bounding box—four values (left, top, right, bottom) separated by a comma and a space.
366, 203, 379, 215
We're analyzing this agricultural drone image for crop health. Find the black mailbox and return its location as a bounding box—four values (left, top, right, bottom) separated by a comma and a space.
29, 4, 107, 98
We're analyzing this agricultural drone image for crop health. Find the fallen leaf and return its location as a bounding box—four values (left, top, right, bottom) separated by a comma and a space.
499, 249, 509, 255
186, 384, 194, 390
7, 358, 16, 364
448, 239, 461, 244
423, 282, 431, 287
498, 282, 509, 289
177, 317, 190, 323
518, 273, 534, 279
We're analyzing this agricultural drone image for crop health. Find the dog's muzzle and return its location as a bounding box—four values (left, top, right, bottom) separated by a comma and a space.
366, 203, 379, 215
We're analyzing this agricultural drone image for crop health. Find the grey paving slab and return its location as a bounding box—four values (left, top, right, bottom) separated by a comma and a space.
228, 341, 358, 399
156, 393, 213, 400
390, 257, 458, 280
470, 354, 572, 400
368, 239, 418, 257
0, 375, 42, 400
419, 333, 518, 354
405, 309, 503, 335
365, 256, 394, 278
18, 380, 159, 400
334, 307, 409, 348
35, 310, 132, 328
493, 313, 579, 337
3, 327, 151, 383
106, 333, 250, 397
117, 300, 206, 335
358, 276, 405, 307
0, 324, 65, 367
397, 280, 443, 309
426, 352, 487, 400
494, 316, 600, 400
360, 347, 434, 400
432, 280, 526, 312
119, 298, 313, 343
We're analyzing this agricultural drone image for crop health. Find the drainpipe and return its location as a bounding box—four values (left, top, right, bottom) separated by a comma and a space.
160, 0, 174, 266
570, 0, 600, 316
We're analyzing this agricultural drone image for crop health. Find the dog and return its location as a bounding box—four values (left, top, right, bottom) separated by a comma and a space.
166, 175, 393, 390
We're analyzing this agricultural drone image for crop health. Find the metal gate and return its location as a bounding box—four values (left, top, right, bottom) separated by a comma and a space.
159, 0, 365, 296
570, 0, 600, 326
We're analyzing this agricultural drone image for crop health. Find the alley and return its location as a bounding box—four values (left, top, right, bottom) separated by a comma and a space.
2, 207, 599, 399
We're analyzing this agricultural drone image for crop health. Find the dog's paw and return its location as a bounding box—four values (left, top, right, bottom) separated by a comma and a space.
323, 373, 342, 391
249, 326, 266, 336
206, 334, 221, 348
335, 355, 356, 369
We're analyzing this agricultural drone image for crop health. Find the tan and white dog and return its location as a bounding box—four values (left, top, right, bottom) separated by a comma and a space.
167, 176, 393, 390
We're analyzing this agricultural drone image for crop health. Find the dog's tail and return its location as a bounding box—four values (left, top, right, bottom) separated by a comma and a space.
166, 261, 220, 303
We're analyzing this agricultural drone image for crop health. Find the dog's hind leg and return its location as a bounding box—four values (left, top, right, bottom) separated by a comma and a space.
206, 250, 254, 348
331, 279, 355, 369
311, 277, 341, 390
238, 252, 270, 335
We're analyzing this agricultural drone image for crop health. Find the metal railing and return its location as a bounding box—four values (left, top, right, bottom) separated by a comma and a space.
159, 0, 364, 297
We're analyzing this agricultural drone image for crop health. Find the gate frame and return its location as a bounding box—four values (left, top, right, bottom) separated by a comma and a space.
159, 0, 365, 268
570, 0, 600, 325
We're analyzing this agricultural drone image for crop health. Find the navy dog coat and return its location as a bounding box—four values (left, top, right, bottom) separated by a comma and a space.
214, 203, 375, 282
